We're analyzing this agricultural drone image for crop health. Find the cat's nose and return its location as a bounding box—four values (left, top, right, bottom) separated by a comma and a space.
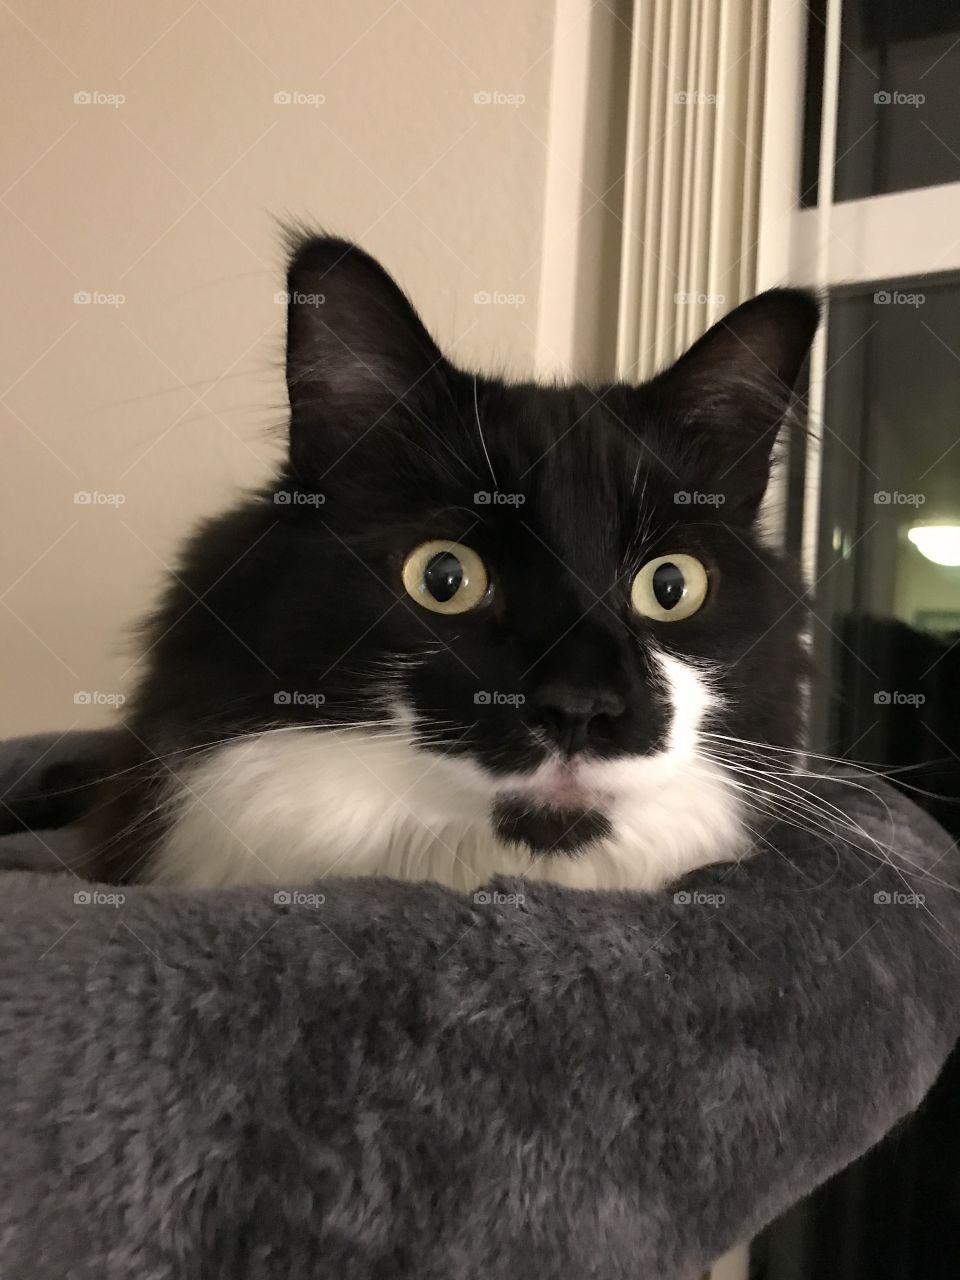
531, 680, 627, 756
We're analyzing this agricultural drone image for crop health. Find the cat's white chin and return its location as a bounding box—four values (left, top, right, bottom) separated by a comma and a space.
144, 650, 750, 894
497, 760, 612, 811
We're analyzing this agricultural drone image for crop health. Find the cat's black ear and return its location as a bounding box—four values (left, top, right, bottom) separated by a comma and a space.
656, 288, 820, 517
283, 235, 444, 479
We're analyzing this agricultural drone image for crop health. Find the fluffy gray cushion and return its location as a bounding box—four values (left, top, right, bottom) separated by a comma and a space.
0, 731, 958, 1279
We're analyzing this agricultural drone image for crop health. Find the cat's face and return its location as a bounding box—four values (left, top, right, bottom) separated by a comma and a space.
125, 237, 819, 889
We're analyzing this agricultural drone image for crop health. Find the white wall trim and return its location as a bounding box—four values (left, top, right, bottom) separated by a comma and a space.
534, 0, 597, 379
755, 0, 808, 290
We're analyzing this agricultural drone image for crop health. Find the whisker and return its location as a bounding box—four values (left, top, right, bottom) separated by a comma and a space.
705, 745, 960, 910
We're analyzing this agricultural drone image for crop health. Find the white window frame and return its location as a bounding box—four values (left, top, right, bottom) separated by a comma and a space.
758, 0, 960, 585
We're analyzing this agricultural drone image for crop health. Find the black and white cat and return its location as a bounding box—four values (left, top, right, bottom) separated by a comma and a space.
88, 235, 819, 892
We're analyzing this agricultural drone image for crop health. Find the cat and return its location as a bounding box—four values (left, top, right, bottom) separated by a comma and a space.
85, 234, 819, 892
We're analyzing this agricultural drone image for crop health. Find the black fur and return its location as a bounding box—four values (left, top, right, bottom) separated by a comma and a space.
87, 236, 819, 882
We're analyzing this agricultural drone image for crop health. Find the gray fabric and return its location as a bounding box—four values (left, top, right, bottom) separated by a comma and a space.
0, 731, 958, 1280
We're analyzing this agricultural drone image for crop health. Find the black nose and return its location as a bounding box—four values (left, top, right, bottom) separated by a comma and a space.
531, 680, 627, 756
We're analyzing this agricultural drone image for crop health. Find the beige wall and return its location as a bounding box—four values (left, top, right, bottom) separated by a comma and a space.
0, 0, 628, 735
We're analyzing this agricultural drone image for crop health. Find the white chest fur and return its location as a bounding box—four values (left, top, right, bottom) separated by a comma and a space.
148, 652, 747, 893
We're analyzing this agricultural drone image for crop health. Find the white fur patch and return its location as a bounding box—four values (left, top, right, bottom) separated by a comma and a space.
148, 650, 746, 892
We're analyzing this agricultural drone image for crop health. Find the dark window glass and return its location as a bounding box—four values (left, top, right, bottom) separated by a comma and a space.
755, 274, 960, 1277
800, 0, 960, 206
799, 0, 827, 207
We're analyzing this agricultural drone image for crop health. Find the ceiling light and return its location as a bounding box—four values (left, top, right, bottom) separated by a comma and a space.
908, 525, 960, 567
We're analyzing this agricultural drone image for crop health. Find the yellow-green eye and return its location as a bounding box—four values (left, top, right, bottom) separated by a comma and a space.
631, 553, 708, 621
401, 540, 489, 615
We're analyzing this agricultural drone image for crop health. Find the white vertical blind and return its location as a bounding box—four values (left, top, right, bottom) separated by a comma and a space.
616, 0, 770, 381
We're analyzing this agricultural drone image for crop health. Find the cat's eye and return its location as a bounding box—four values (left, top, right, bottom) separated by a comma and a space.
631, 554, 708, 622
401, 540, 490, 615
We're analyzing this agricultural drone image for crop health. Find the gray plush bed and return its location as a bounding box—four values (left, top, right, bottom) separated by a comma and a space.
0, 730, 958, 1279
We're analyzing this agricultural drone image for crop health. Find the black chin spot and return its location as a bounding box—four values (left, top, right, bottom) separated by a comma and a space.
492, 796, 612, 856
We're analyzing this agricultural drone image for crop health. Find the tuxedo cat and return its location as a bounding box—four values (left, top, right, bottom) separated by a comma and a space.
86, 235, 818, 891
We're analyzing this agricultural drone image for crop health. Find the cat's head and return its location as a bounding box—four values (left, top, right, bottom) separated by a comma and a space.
136, 235, 818, 884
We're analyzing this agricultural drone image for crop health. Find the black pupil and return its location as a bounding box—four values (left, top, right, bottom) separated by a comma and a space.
424, 551, 464, 602
652, 562, 686, 610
